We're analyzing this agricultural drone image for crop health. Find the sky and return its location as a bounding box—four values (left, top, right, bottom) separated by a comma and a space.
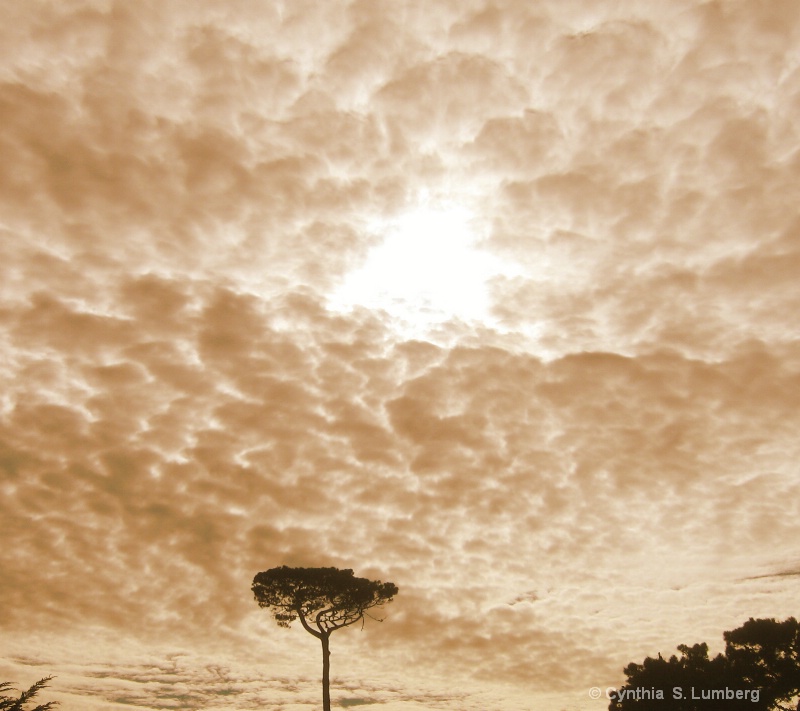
1, 1, 799, 710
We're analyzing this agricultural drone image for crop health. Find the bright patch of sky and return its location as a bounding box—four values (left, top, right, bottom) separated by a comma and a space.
329, 192, 523, 337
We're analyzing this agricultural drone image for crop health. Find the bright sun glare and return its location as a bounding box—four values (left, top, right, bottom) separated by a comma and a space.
329, 195, 515, 335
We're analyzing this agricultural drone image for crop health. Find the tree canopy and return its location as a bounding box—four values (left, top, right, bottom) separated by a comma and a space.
252, 566, 398, 635
252, 566, 398, 711
725, 617, 800, 711
609, 618, 800, 711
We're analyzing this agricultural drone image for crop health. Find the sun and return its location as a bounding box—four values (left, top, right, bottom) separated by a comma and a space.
329, 193, 513, 335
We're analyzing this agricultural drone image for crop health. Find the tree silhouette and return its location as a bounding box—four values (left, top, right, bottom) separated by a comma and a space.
0, 676, 58, 710
725, 617, 800, 711
252, 566, 398, 711
609, 618, 800, 711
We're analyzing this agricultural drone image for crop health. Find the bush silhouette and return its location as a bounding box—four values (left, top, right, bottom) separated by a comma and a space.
0, 676, 58, 710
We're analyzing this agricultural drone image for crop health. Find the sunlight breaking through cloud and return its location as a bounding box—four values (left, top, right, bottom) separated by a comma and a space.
1, 1, 799, 710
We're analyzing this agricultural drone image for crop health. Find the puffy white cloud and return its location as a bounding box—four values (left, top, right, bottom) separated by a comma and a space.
1, 1, 799, 710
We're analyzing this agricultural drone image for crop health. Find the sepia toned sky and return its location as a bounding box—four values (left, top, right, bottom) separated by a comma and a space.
1, 1, 799, 709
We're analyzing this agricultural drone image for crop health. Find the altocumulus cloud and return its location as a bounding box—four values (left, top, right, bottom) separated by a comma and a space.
1, 1, 799, 710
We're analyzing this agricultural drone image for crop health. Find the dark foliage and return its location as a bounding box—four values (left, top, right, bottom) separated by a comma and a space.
0, 677, 58, 711
252, 566, 398, 711
725, 618, 800, 711
609, 618, 800, 711
252, 566, 398, 635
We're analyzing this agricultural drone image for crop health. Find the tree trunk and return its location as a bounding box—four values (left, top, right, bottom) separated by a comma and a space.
321, 632, 331, 711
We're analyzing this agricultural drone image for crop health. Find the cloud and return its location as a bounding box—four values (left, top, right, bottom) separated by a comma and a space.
1, 1, 800, 710
376, 52, 529, 143
6, 300, 797, 693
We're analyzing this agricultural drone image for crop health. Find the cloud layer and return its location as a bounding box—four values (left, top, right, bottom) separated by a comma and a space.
2, 1, 799, 709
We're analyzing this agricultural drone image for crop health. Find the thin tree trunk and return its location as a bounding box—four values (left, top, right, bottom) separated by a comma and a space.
321, 632, 331, 711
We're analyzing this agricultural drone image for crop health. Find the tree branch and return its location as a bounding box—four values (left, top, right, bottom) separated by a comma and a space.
316, 605, 366, 633
296, 607, 323, 639
327, 612, 363, 633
